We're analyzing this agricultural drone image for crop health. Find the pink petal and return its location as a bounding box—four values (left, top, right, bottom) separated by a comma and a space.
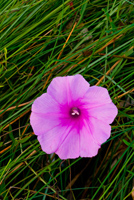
47, 74, 89, 104
85, 117, 111, 145
79, 120, 100, 157
68, 74, 90, 101
38, 125, 70, 154
47, 76, 68, 104
88, 102, 118, 124
82, 86, 112, 108
31, 93, 61, 114
55, 127, 79, 159
30, 112, 61, 135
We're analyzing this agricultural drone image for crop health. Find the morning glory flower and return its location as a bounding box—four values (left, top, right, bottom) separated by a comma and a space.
30, 74, 118, 159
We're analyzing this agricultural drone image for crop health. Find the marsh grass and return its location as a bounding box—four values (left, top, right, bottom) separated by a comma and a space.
0, 0, 134, 199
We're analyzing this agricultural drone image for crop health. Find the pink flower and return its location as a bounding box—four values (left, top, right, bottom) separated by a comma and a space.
30, 74, 118, 159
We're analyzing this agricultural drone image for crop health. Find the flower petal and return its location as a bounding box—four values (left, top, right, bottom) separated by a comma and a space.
68, 74, 90, 101
55, 127, 79, 159
86, 117, 111, 145
82, 86, 112, 108
47, 74, 90, 104
79, 120, 100, 157
47, 76, 68, 104
38, 125, 70, 154
88, 102, 118, 124
30, 112, 61, 135
31, 93, 61, 114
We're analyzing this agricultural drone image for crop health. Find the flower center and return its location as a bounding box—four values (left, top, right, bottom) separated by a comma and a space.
70, 107, 80, 117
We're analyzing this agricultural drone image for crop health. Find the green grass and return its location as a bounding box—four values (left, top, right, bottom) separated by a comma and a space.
0, 0, 134, 199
